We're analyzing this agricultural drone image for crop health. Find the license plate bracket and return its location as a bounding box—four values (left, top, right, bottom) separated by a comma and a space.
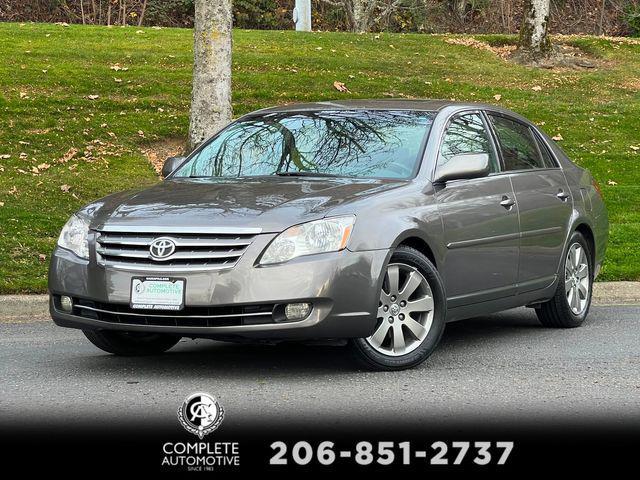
130, 277, 185, 311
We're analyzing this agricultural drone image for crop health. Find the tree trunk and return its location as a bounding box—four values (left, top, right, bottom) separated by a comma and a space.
352, 0, 368, 33
293, 0, 312, 32
80, 0, 86, 24
451, 0, 467, 21
518, 0, 552, 58
138, 0, 147, 27
107, 1, 111, 26
188, 0, 233, 152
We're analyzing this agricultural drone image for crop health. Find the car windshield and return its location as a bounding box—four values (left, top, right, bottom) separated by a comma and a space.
173, 110, 435, 180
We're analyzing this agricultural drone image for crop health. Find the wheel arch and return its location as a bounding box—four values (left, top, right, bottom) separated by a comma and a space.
574, 222, 596, 266
396, 236, 438, 269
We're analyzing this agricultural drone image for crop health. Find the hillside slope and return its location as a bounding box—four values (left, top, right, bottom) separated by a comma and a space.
0, 23, 638, 291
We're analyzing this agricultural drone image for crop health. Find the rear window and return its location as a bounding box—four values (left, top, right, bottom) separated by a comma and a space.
488, 114, 547, 171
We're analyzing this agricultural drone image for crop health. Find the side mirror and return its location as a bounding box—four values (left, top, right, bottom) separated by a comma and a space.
161, 156, 185, 178
433, 153, 490, 184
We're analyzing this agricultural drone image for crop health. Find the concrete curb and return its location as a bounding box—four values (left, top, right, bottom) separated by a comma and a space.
0, 282, 638, 323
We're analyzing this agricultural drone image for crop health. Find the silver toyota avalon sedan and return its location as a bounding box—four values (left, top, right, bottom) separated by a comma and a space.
49, 100, 608, 370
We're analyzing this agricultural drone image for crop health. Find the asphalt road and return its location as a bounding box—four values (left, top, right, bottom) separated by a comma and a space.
1, 305, 639, 432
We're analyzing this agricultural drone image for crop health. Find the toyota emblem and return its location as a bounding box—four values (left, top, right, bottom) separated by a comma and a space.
149, 237, 176, 260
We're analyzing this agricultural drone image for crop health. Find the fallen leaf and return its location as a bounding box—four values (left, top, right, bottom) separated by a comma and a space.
60, 184, 71, 193
630, 145, 639, 151
136, 30, 145, 34
114, 78, 122, 83
138, 130, 145, 137
532, 85, 542, 91
19, 91, 28, 99
38, 254, 46, 262
0, 154, 10, 159
552, 134, 564, 141
607, 180, 617, 186
0, 202, 4, 207
37, 163, 51, 171
58, 148, 78, 164
333, 81, 349, 93
87, 95, 99, 100
8, 186, 18, 195
493, 94, 502, 101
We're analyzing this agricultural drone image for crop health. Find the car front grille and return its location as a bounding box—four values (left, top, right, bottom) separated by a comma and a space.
68, 298, 278, 328
94, 226, 260, 272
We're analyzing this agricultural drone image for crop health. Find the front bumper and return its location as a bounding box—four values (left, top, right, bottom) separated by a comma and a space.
49, 237, 388, 340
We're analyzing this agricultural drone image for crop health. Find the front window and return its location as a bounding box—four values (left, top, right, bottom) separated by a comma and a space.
173, 110, 435, 180
438, 113, 499, 173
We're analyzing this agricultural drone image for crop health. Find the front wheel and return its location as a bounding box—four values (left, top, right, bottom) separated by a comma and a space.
536, 231, 593, 328
349, 246, 446, 371
83, 329, 181, 356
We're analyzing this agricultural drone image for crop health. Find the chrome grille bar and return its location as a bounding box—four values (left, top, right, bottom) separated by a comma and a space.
97, 235, 253, 248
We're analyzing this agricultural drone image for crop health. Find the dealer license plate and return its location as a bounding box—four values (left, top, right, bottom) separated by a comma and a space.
130, 277, 185, 311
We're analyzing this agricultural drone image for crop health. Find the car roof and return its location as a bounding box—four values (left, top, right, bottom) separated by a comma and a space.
250, 99, 523, 119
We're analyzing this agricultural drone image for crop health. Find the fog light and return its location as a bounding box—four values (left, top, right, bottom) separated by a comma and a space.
284, 303, 311, 321
60, 295, 73, 312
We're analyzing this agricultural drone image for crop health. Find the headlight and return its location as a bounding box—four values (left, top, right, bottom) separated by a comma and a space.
57, 214, 90, 259
259, 215, 355, 265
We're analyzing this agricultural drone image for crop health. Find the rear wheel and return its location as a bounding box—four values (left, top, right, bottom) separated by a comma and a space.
83, 329, 181, 356
536, 231, 593, 328
350, 246, 446, 370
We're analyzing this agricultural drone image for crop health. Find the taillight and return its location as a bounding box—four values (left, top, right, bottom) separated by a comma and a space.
592, 178, 603, 197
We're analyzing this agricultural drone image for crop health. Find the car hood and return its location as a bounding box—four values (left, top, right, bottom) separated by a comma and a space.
82, 177, 409, 233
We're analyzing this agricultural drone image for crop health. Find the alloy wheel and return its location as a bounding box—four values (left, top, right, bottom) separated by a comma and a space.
564, 242, 590, 315
366, 263, 435, 356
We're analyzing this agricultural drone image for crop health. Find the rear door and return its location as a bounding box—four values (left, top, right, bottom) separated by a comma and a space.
434, 112, 520, 307
487, 113, 572, 293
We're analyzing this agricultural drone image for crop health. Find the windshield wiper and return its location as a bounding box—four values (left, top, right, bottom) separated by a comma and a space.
275, 171, 340, 178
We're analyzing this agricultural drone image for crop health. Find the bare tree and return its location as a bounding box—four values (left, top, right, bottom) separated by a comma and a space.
188, 0, 233, 152
322, 0, 403, 32
518, 0, 552, 59
138, 0, 147, 27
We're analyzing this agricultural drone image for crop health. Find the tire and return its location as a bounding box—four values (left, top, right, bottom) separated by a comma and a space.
536, 231, 593, 328
349, 245, 446, 371
83, 329, 181, 356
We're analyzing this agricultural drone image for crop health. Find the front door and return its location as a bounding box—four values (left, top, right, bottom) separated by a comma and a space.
434, 112, 520, 307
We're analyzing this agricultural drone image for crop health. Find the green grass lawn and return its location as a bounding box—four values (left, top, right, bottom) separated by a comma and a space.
0, 23, 639, 292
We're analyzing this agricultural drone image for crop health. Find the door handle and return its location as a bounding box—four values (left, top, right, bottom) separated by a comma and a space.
500, 195, 516, 209
556, 190, 570, 201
